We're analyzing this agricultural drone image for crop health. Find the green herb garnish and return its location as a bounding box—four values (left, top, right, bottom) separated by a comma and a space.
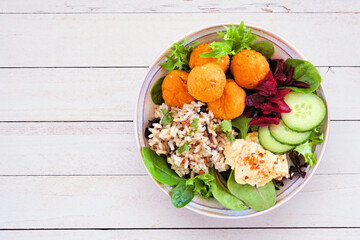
200, 22, 257, 59
177, 142, 190, 154
161, 108, 174, 126
190, 118, 199, 130
160, 37, 199, 71
189, 117, 199, 135
219, 120, 235, 142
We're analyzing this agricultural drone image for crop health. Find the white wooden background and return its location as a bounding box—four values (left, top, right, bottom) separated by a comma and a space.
0, 1, 360, 239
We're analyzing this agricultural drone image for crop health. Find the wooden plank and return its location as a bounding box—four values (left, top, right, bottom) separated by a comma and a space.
1, 0, 358, 13
0, 175, 358, 228
0, 68, 145, 121
0, 67, 357, 121
0, 122, 144, 176
0, 14, 359, 67
0, 121, 356, 175
0, 229, 359, 240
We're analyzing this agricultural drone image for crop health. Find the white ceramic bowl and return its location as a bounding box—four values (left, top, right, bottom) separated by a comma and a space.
135, 24, 329, 218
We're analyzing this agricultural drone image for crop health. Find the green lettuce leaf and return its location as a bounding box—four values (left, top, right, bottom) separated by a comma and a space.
250, 41, 275, 59
141, 147, 182, 186
285, 59, 322, 94
294, 126, 324, 167
186, 173, 214, 199
227, 170, 276, 211
231, 115, 251, 139
160, 37, 199, 71
200, 22, 257, 59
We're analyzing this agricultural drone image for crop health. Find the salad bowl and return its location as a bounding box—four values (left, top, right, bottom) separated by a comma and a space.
135, 24, 329, 218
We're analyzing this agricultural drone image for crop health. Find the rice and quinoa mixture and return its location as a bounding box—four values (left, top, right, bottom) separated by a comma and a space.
147, 101, 236, 178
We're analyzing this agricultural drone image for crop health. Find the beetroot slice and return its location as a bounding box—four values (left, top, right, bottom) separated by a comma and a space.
243, 106, 256, 118
249, 112, 281, 126
254, 72, 277, 97
259, 100, 291, 114
272, 88, 291, 100
292, 81, 310, 88
269, 59, 310, 89
244, 63, 294, 126
246, 93, 266, 108
270, 59, 287, 85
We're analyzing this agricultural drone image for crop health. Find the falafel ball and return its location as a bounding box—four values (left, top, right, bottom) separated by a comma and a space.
208, 79, 246, 120
187, 63, 226, 102
162, 70, 195, 108
189, 43, 230, 72
230, 49, 270, 89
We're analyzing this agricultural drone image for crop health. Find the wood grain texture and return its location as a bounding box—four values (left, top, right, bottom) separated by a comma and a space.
0, 68, 145, 121
0, 175, 359, 228
1, 0, 359, 13
0, 121, 356, 176
0, 0, 357, 235
0, 229, 359, 240
0, 14, 359, 67
0, 67, 357, 121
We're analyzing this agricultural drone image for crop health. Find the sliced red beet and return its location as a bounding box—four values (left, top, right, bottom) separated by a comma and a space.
244, 65, 293, 126
254, 72, 277, 97
272, 88, 291, 100
268, 99, 291, 113
246, 93, 266, 107
270, 59, 287, 85
284, 66, 294, 86
269, 59, 309, 89
249, 112, 281, 126
292, 81, 310, 88
243, 106, 256, 118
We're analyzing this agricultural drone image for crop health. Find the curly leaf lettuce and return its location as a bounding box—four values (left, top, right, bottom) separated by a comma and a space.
160, 37, 199, 71
294, 126, 324, 167
200, 22, 257, 59
186, 173, 214, 199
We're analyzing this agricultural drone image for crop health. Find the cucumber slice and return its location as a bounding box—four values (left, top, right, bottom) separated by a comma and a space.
269, 120, 312, 145
282, 92, 326, 132
258, 126, 295, 154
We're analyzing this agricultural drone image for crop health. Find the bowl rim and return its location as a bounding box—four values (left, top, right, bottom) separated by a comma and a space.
134, 23, 330, 218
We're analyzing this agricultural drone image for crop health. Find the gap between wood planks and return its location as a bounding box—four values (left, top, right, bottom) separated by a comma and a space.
0, 227, 359, 230
0, 12, 359, 14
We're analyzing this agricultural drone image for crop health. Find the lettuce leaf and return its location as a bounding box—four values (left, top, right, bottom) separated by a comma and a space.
285, 59, 322, 94
186, 173, 214, 199
200, 22, 256, 59
160, 37, 199, 71
294, 126, 324, 167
